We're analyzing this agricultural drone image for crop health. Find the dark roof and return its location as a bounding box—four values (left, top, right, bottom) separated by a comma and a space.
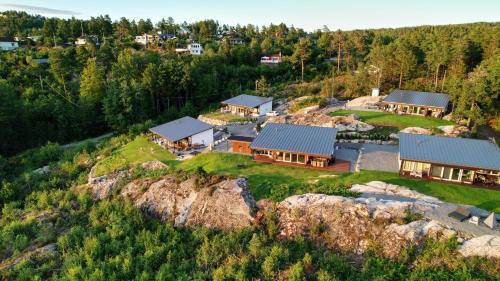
383, 90, 450, 109
0, 37, 15, 42
222, 94, 273, 108
250, 123, 338, 157
149, 116, 212, 142
228, 135, 254, 142
399, 133, 500, 171
32, 58, 49, 64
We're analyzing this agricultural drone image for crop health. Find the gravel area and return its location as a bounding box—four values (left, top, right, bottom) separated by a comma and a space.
359, 144, 399, 172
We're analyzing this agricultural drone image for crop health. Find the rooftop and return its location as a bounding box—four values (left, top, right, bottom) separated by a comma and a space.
149, 116, 213, 142
399, 133, 500, 171
222, 94, 273, 108
228, 135, 254, 142
383, 90, 450, 109
250, 123, 338, 157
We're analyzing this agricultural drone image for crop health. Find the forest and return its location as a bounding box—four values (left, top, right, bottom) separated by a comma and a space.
0, 11, 498, 156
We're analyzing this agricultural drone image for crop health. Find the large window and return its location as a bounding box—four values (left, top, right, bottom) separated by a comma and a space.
442, 167, 452, 179
431, 166, 442, 177
291, 154, 298, 162
276, 152, 284, 161
451, 169, 460, 181
284, 153, 291, 162
298, 155, 305, 164
462, 170, 473, 182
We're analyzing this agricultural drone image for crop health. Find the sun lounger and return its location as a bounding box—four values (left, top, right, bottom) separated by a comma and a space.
448, 207, 471, 222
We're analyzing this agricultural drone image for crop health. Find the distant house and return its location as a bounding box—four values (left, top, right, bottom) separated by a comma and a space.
250, 123, 339, 169
0, 37, 19, 51
175, 43, 203, 55
399, 133, 500, 186
27, 35, 42, 42
221, 94, 273, 117
157, 33, 176, 41
223, 37, 244, 45
381, 90, 450, 118
178, 26, 191, 36
260, 52, 282, 64
75, 35, 100, 46
149, 116, 213, 151
135, 33, 156, 45
228, 136, 254, 154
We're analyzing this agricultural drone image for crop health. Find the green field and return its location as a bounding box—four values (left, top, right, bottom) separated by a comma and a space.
173, 152, 500, 211
331, 109, 454, 129
93, 135, 175, 177
202, 112, 253, 123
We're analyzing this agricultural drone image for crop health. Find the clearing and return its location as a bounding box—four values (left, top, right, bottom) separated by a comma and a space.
93, 135, 175, 177
331, 109, 454, 129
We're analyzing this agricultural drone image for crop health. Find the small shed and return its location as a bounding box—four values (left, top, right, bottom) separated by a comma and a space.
228, 136, 254, 154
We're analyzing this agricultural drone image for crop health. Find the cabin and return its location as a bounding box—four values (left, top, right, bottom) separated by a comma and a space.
149, 116, 213, 151
0, 37, 19, 51
223, 37, 244, 45
261, 53, 282, 64
381, 90, 450, 118
135, 34, 156, 45
221, 94, 273, 117
399, 133, 500, 187
228, 136, 254, 154
175, 43, 203, 55
75, 35, 100, 46
250, 123, 338, 169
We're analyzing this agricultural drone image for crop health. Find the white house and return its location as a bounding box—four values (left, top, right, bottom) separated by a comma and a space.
135, 34, 156, 45
188, 43, 203, 55
75, 35, 100, 46
260, 52, 282, 64
0, 37, 19, 51
221, 94, 273, 117
149, 116, 214, 150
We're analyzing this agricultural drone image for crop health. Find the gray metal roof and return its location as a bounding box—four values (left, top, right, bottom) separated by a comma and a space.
399, 133, 500, 171
149, 116, 212, 142
383, 90, 450, 109
222, 94, 273, 108
250, 123, 338, 157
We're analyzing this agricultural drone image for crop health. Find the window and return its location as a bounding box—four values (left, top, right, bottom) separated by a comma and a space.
403, 161, 414, 171
291, 154, 298, 163
431, 166, 442, 177
284, 153, 291, 162
298, 155, 305, 163
462, 170, 473, 182
442, 167, 452, 180
276, 152, 284, 161
451, 169, 460, 181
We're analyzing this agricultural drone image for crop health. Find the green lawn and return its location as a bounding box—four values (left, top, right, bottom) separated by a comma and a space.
172, 152, 500, 211
202, 112, 253, 123
331, 110, 454, 129
93, 135, 175, 177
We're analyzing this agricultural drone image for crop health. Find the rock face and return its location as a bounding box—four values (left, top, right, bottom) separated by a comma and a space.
88, 164, 128, 200
400, 127, 432, 135
438, 125, 470, 137
346, 96, 385, 107
120, 176, 256, 230
458, 235, 500, 258
276, 193, 452, 258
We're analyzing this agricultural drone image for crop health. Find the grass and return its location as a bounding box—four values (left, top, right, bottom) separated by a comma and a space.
202, 112, 253, 123
93, 135, 175, 177
331, 110, 454, 129
171, 152, 500, 211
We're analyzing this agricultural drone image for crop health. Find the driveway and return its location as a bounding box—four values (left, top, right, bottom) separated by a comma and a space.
226, 123, 257, 137
359, 144, 399, 172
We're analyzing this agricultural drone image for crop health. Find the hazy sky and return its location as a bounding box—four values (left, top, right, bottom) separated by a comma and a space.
1, 0, 499, 31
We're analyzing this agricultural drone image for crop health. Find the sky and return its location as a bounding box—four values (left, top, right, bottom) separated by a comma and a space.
1, 0, 499, 31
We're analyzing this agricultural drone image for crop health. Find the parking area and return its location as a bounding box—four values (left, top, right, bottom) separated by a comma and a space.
359, 144, 399, 172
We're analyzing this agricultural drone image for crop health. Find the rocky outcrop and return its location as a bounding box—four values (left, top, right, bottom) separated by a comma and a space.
346, 96, 385, 107
141, 160, 168, 171
265, 112, 374, 132
120, 176, 256, 230
458, 235, 500, 258
351, 181, 442, 204
438, 125, 470, 137
276, 193, 452, 258
400, 127, 432, 135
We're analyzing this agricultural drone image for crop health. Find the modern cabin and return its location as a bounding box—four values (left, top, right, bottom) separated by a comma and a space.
221, 94, 273, 117
381, 90, 450, 118
399, 133, 500, 187
260, 53, 282, 64
149, 116, 213, 151
250, 123, 339, 169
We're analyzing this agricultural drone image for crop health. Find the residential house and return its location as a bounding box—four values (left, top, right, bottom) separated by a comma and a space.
27, 35, 42, 42
178, 26, 191, 36
135, 33, 156, 45
249, 123, 339, 169
75, 35, 100, 46
228, 136, 254, 154
399, 133, 500, 187
149, 116, 214, 151
221, 94, 273, 117
175, 43, 203, 55
223, 37, 244, 45
381, 90, 450, 118
0, 37, 19, 51
261, 52, 282, 64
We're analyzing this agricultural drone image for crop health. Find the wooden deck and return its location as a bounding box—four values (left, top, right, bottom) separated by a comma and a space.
253, 155, 351, 172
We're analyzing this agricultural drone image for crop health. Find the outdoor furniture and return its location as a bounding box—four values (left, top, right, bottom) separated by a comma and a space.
468, 216, 479, 225
448, 207, 471, 222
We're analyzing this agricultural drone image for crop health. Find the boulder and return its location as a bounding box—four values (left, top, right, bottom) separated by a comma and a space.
346, 96, 385, 107
141, 160, 168, 171
351, 181, 442, 204
458, 235, 500, 258
400, 127, 432, 135
437, 125, 470, 137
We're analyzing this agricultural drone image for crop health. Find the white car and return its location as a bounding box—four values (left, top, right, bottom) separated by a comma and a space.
266, 111, 279, 117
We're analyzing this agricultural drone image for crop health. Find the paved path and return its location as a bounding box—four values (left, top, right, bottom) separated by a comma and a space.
359, 144, 399, 172
62, 132, 114, 149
